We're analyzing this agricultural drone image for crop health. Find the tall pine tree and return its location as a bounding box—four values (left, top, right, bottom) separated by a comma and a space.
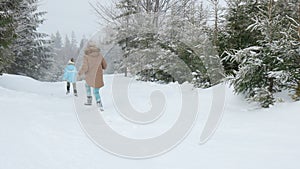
7, 0, 53, 80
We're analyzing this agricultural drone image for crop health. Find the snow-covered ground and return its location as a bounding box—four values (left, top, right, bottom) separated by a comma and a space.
0, 74, 300, 169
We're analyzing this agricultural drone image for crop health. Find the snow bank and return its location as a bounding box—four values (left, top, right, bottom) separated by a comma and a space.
0, 74, 65, 97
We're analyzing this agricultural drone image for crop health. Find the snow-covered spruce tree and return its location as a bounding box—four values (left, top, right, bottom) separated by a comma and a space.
219, 0, 263, 75
35, 37, 55, 81
0, 0, 20, 74
7, 0, 53, 80
53, 31, 63, 49
108, 0, 137, 76
46, 32, 64, 81
277, 0, 300, 100
227, 0, 300, 107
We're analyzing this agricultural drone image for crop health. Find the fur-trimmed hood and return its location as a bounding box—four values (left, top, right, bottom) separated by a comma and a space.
68, 60, 75, 65
84, 43, 100, 57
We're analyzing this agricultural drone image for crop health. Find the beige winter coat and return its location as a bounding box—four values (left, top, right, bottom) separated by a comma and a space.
79, 44, 107, 88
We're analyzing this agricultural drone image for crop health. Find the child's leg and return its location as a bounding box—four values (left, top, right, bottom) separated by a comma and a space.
72, 83, 77, 95
66, 82, 70, 94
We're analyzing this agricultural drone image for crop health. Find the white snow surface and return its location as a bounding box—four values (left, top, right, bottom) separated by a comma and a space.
0, 74, 300, 169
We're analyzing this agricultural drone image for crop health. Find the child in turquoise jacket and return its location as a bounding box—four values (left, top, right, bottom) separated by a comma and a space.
63, 58, 78, 96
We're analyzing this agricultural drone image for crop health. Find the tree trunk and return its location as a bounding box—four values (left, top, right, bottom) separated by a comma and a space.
154, 0, 159, 12
211, 0, 218, 47
296, 81, 300, 97
153, 0, 160, 27
268, 77, 274, 93
146, 0, 151, 13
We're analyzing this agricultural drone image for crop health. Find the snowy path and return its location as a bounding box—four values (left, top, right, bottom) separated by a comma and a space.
0, 74, 300, 169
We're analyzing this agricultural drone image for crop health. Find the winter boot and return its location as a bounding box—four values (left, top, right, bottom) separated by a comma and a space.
97, 100, 104, 111
74, 89, 78, 97
66, 90, 70, 95
84, 96, 92, 105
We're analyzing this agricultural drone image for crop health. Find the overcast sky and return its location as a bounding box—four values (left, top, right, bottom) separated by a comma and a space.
38, 0, 107, 42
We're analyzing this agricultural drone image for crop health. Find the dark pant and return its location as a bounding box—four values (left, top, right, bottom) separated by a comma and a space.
67, 82, 77, 93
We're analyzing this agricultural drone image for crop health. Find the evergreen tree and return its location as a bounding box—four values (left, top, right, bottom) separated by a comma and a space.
115, 0, 139, 76
48, 33, 64, 81
219, 0, 263, 75
0, 0, 20, 74
70, 31, 78, 57
53, 31, 63, 49
3, 0, 53, 80
227, 0, 300, 107
274, 0, 300, 100
62, 34, 72, 61
71, 31, 77, 48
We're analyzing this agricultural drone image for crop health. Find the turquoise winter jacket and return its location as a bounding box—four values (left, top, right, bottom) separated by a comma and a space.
63, 62, 77, 83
